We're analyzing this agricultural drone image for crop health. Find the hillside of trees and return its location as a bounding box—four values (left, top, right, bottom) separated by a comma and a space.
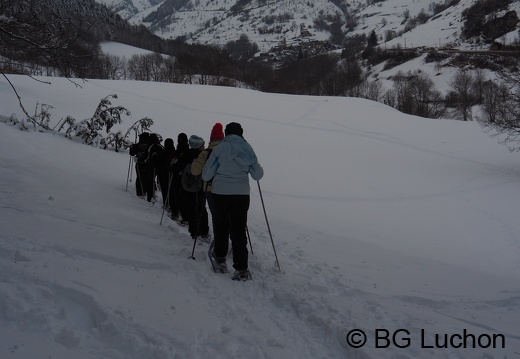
1, 0, 520, 150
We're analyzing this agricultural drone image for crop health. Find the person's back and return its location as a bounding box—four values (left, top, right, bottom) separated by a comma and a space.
135, 132, 151, 166
171, 133, 190, 177
155, 138, 176, 174
205, 134, 263, 195
144, 133, 163, 202
192, 122, 225, 243
181, 147, 203, 193
182, 135, 209, 240
130, 132, 150, 197
171, 133, 191, 224
154, 138, 176, 208
147, 134, 163, 164
191, 122, 225, 183
202, 122, 263, 281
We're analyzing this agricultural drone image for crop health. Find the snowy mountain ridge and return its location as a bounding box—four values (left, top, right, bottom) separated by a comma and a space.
95, 0, 520, 52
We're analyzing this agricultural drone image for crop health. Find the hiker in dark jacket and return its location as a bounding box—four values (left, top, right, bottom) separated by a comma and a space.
170, 133, 190, 223
129, 132, 150, 197
191, 122, 225, 240
145, 133, 163, 202
153, 138, 177, 211
181, 135, 210, 240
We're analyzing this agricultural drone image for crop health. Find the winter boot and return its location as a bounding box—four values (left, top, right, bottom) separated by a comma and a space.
232, 269, 252, 281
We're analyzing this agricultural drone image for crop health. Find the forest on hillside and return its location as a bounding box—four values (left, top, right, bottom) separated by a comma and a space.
1, 0, 519, 146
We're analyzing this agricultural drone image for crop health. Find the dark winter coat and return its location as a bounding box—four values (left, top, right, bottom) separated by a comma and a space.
179, 148, 203, 184
153, 146, 176, 174
130, 132, 151, 162
180, 147, 208, 238
171, 143, 190, 176
147, 143, 164, 171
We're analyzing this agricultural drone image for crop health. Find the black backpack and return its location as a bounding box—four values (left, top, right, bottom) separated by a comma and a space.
181, 148, 212, 192
136, 143, 149, 164
181, 163, 201, 192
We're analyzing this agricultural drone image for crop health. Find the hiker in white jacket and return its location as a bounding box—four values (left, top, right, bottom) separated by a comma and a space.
202, 122, 263, 281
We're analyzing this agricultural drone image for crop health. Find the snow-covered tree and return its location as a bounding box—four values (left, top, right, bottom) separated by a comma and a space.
123, 117, 155, 148
101, 131, 126, 152
66, 95, 130, 147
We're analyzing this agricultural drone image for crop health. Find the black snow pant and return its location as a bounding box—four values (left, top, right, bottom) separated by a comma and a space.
135, 162, 146, 197
182, 189, 209, 238
212, 194, 250, 271
157, 171, 170, 207
145, 168, 156, 202
170, 175, 183, 219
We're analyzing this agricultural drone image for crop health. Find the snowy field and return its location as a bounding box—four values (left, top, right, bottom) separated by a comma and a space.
1, 72, 520, 358
100, 42, 158, 58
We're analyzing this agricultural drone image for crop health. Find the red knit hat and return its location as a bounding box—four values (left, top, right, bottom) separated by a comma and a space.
210, 122, 225, 141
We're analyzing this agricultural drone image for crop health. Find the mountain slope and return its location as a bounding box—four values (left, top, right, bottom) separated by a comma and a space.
97, 0, 346, 51
96, 0, 520, 53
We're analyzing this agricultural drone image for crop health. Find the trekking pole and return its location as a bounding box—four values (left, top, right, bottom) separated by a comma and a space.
126, 132, 137, 192
257, 181, 281, 272
152, 168, 157, 203
129, 158, 133, 183
136, 162, 145, 198
160, 172, 174, 225
125, 155, 132, 192
246, 225, 253, 255
189, 181, 209, 260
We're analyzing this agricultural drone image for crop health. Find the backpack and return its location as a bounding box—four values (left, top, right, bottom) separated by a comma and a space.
136, 143, 149, 164
163, 152, 176, 173
181, 163, 202, 192
147, 143, 163, 168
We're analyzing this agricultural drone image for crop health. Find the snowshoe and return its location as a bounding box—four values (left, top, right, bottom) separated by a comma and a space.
199, 234, 211, 244
177, 218, 188, 227
231, 269, 252, 282
208, 240, 228, 273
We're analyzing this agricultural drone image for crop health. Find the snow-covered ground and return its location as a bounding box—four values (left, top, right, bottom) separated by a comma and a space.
100, 42, 158, 59
1, 72, 520, 358
352, 0, 466, 49
356, 0, 520, 50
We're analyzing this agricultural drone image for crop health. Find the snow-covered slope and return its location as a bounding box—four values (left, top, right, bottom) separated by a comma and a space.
356, 0, 520, 50
1, 74, 520, 358
100, 42, 157, 58
97, 0, 520, 52
98, 0, 345, 51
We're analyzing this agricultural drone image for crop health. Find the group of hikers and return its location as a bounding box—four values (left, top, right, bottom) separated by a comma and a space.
128, 122, 264, 281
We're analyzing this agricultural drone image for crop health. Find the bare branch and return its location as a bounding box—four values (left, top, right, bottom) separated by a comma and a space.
2, 72, 33, 120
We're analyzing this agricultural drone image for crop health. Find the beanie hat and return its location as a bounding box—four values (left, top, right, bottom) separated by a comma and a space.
139, 132, 150, 142
149, 133, 160, 144
210, 122, 225, 142
164, 138, 174, 149
177, 133, 188, 145
189, 135, 205, 149
225, 122, 243, 137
